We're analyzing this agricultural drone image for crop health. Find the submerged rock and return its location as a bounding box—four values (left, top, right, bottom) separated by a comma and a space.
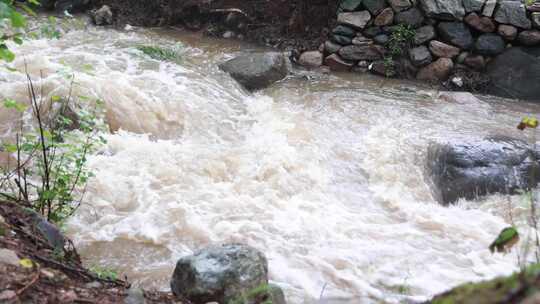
426, 136, 540, 205
170, 244, 269, 304
486, 47, 540, 100
219, 53, 288, 91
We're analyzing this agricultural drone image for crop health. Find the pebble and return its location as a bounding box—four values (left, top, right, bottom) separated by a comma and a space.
0, 248, 20, 266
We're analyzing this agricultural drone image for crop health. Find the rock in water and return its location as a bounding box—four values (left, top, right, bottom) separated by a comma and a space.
91, 5, 113, 26
219, 53, 288, 91
170, 244, 269, 304
486, 47, 540, 100
426, 136, 540, 205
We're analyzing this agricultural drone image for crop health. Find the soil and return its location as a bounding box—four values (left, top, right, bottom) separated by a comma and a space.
0, 201, 182, 304
94, 0, 339, 51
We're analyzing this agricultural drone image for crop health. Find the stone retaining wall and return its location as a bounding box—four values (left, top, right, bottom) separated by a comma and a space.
298, 0, 540, 98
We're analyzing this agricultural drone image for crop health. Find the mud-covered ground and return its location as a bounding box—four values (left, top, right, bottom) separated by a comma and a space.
95, 0, 339, 51
0, 201, 181, 304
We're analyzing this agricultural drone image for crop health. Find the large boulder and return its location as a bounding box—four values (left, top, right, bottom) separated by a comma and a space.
363, 0, 388, 15
170, 244, 269, 304
438, 22, 474, 49
419, 0, 466, 20
494, 1, 532, 29
395, 7, 425, 28
426, 136, 540, 205
219, 53, 288, 91
338, 45, 384, 61
337, 11, 372, 30
474, 33, 505, 55
486, 47, 540, 101
414, 25, 437, 45
463, 0, 486, 13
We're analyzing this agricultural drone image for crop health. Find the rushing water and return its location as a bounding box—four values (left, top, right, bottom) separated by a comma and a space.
2, 21, 540, 303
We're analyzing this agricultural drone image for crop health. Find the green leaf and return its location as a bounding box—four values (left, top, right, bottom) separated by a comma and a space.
13, 35, 23, 45
19, 4, 36, 17
0, 46, 15, 62
3, 143, 17, 153
51, 95, 61, 102
3, 98, 27, 112
10, 11, 26, 28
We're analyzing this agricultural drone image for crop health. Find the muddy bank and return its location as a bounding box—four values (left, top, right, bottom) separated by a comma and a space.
95, 0, 340, 51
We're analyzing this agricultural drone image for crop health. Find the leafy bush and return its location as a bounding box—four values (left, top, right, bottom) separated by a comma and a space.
0, 75, 106, 224
89, 265, 119, 281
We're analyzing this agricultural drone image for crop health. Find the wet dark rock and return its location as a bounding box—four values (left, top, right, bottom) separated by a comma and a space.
219, 53, 288, 91
363, 26, 383, 37
464, 12, 495, 33
518, 30, 540, 46
374, 34, 390, 45
498, 24, 518, 41
482, 0, 497, 17
463, 0, 486, 13
486, 47, 540, 101
339, 0, 363, 12
419, 0, 466, 20
324, 40, 343, 54
369, 60, 394, 76
414, 25, 436, 45
494, 1, 532, 29
395, 8, 425, 28
416, 57, 454, 81
409, 45, 433, 66
363, 0, 388, 15
332, 25, 356, 38
351, 35, 372, 46
331, 34, 353, 45
339, 44, 384, 61
374, 7, 394, 26
464, 54, 486, 70
427, 136, 540, 205
388, 0, 412, 12
337, 11, 372, 30
429, 40, 460, 58
170, 244, 268, 304
26, 210, 65, 250
91, 5, 113, 26
474, 33, 505, 55
437, 22, 474, 49
324, 54, 354, 71
533, 12, 540, 29
298, 51, 323, 68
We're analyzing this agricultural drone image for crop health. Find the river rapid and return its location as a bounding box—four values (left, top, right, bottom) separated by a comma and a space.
1, 21, 540, 303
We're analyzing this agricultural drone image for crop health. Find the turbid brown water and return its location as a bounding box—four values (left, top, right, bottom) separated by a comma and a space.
1, 22, 540, 304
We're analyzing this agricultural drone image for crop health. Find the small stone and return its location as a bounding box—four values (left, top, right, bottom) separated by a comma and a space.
518, 30, 540, 46
325, 40, 342, 54
352, 35, 372, 46
498, 24, 518, 41
339, 0, 363, 12
222, 31, 235, 39
332, 25, 356, 37
363, 0, 389, 15
85, 281, 102, 289
325, 54, 354, 71
395, 8, 425, 28
494, 1, 532, 29
464, 12, 495, 32
339, 44, 384, 61
417, 58, 454, 81
369, 60, 396, 76
374, 34, 390, 44
337, 11, 372, 30
40, 268, 56, 279
0, 290, 16, 301
532, 12, 540, 29
457, 51, 469, 63
358, 60, 370, 68
0, 249, 20, 266
363, 26, 383, 37
463, 0, 486, 13
59, 290, 78, 303
474, 33, 505, 55
298, 51, 323, 68
125, 288, 146, 304
388, 0, 412, 12
437, 22, 474, 49
482, 0, 497, 17
464, 54, 486, 70
409, 45, 433, 66
91, 5, 113, 26
429, 40, 460, 58
419, 0, 466, 20
374, 7, 394, 26
331, 34, 353, 45
528, 3, 540, 12
414, 25, 437, 45
451, 76, 464, 87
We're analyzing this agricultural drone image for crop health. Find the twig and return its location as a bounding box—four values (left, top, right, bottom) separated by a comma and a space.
15, 264, 41, 296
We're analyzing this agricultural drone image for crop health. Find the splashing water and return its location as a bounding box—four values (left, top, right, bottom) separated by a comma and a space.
2, 23, 540, 303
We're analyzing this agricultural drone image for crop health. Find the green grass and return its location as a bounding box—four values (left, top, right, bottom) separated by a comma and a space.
136, 45, 183, 63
